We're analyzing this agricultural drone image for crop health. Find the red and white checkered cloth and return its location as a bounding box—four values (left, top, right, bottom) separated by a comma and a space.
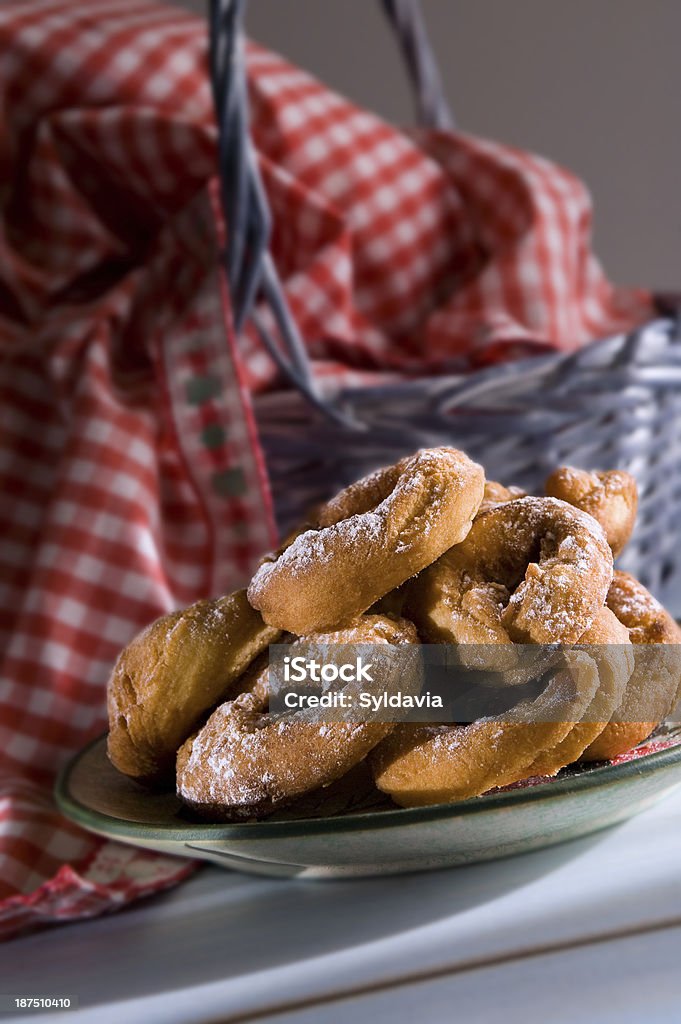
0, 0, 654, 940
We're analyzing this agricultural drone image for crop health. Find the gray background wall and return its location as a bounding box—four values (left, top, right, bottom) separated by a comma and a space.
177, 0, 681, 290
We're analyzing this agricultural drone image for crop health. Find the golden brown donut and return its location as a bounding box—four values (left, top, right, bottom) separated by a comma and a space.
523, 607, 633, 776
581, 571, 681, 761
370, 646, 603, 807
545, 467, 638, 558
606, 571, 681, 645
247, 448, 485, 635
408, 496, 613, 650
107, 590, 280, 784
176, 615, 419, 820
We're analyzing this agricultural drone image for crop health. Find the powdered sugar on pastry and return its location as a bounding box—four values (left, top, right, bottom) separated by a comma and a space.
176, 615, 418, 820
247, 447, 485, 634
409, 496, 613, 651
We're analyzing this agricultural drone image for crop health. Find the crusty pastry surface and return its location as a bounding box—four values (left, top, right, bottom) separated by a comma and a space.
247, 447, 485, 634
524, 607, 633, 776
408, 496, 613, 650
107, 589, 279, 783
176, 615, 418, 819
545, 467, 637, 558
370, 644, 603, 807
581, 571, 681, 761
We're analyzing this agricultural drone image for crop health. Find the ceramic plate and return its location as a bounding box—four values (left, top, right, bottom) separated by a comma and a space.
55, 730, 681, 879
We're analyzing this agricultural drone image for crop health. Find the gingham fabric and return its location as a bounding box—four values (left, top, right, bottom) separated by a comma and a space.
0, 0, 654, 940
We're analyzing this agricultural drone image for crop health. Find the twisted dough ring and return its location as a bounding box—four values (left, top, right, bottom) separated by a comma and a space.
408, 496, 613, 653
581, 571, 681, 760
370, 631, 610, 807
371, 479, 525, 618
523, 607, 633, 776
373, 479, 526, 622
107, 590, 280, 783
247, 448, 484, 635
176, 615, 418, 820
381, 468, 633, 636
545, 467, 637, 557
477, 468, 637, 558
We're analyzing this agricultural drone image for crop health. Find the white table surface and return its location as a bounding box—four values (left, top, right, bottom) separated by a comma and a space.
4, 782, 681, 1024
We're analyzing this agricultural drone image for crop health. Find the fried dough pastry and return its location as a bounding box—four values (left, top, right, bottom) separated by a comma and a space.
105, 444, 676, 821
176, 615, 418, 820
581, 572, 681, 760
408, 496, 613, 650
247, 448, 485, 634
523, 607, 633, 776
545, 467, 637, 557
370, 646, 603, 806
107, 590, 280, 783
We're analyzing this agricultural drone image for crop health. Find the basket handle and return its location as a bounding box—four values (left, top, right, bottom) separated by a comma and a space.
209, 0, 452, 426
380, 0, 454, 131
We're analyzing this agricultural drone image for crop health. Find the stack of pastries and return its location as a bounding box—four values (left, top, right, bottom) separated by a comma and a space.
106, 447, 681, 819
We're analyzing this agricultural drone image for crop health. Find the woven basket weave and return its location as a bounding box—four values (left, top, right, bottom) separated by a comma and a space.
210, 0, 681, 604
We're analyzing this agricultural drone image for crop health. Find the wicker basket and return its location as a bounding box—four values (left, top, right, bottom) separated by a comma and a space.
209, 0, 681, 605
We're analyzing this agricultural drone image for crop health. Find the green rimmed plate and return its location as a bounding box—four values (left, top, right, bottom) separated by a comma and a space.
55, 731, 681, 878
